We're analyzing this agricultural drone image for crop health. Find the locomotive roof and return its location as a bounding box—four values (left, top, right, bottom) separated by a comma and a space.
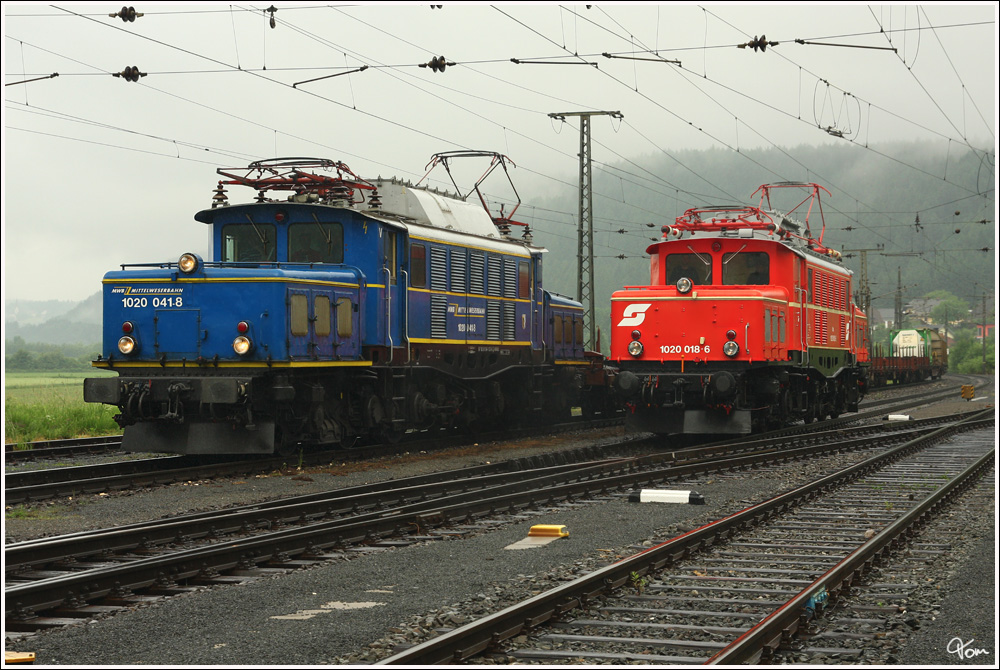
647, 228, 852, 276
195, 164, 544, 257
366, 178, 544, 256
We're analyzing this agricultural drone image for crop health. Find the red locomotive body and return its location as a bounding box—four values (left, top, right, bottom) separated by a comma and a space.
611, 183, 869, 435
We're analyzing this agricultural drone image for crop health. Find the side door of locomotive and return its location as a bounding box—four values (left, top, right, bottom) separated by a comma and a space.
381, 226, 405, 358
287, 288, 336, 360
530, 254, 543, 352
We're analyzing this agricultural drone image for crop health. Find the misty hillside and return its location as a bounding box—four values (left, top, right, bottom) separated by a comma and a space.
5, 292, 103, 345
525, 139, 995, 344
4, 140, 992, 349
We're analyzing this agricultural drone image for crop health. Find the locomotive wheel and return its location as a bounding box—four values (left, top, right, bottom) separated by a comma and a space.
803, 402, 817, 424
380, 425, 405, 444
274, 427, 301, 457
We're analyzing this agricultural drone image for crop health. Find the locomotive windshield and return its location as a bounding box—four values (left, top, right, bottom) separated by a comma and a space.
665, 252, 712, 285
289, 222, 344, 263
722, 251, 769, 285
222, 223, 277, 263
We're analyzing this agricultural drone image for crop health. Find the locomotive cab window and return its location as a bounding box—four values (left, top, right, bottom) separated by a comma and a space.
665, 252, 711, 285
384, 230, 398, 284
518, 261, 531, 299
223, 223, 277, 263
410, 244, 426, 288
723, 251, 769, 285
288, 222, 343, 263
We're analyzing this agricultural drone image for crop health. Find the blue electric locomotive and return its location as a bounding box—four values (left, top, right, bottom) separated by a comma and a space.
84, 158, 608, 455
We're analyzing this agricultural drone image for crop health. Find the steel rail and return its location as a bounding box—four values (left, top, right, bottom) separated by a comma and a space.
3, 415, 627, 504
5, 415, 955, 621
3, 380, 969, 505
4, 415, 940, 577
373, 410, 993, 665
4, 455, 625, 571
707, 440, 995, 664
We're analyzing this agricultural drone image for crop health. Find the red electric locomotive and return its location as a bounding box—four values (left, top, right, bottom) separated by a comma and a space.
610, 182, 869, 436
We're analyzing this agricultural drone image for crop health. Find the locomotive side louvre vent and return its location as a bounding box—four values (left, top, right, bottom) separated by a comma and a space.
821, 311, 829, 345
429, 247, 448, 291
450, 249, 468, 293
431, 294, 448, 338
470, 252, 486, 295
487, 256, 502, 297
503, 301, 516, 341
503, 258, 518, 299
487, 301, 502, 340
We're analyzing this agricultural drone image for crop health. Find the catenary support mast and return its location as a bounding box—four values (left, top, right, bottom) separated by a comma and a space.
548, 110, 623, 350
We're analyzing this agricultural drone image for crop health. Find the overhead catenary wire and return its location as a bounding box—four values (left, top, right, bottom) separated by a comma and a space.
5, 5, 993, 289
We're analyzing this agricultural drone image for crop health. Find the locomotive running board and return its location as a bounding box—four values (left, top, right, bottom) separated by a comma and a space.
122, 421, 276, 455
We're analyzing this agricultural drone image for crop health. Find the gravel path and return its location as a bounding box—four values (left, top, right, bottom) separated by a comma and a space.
4, 386, 995, 665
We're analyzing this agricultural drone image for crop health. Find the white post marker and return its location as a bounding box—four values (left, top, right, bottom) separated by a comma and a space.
628, 490, 705, 504
883, 414, 912, 421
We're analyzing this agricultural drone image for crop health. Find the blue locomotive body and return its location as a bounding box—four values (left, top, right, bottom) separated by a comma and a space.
85, 159, 609, 454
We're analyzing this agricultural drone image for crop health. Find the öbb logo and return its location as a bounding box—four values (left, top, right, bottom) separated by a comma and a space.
617, 304, 652, 327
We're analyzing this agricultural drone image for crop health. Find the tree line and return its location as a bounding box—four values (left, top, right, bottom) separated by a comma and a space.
4, 337, 99, 371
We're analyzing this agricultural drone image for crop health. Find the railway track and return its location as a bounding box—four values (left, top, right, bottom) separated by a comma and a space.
2, 375, 968, 467
2, 414, 625, 505
4, 405, 990, 638
4, 435, 123, 463
4, 379, 977, 506
375, 411, 994, 664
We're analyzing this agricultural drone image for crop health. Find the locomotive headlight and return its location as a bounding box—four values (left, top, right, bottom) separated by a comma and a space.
627, 340, 644, 357
723, 340, 739, 357
676, 277, 693, 294
178, 252, 201, 274
233, 336, 254, 356
118, 336, 138, 355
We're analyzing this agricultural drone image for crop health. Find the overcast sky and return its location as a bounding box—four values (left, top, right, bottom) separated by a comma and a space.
2, 2, 996, 304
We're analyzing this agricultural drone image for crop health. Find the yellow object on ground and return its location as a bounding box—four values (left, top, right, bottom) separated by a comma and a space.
528, 524, 569, 537
5, 651, 35, 664
504, 524, 570, 550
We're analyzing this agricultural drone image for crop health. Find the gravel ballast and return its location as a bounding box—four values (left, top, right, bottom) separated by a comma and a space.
4, 388, 995, 665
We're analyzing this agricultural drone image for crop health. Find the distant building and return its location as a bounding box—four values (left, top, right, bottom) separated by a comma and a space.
905, 298, 941, 323
872, 308, 895, 329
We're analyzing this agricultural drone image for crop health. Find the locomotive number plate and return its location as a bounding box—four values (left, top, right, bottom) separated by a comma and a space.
120, 296, 185, 308
660, 344, 710, 354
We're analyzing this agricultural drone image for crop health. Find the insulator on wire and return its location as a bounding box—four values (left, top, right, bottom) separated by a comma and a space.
738, 35, 778, 52
211, 182, 229, 208
110, 6, 143, 22
113, 66, 146, 82
266, 5, 277, 29
420, 56, 454, 73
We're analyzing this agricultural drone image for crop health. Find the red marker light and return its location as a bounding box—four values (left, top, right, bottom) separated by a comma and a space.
237, 321, 250, 334
122, 321, 134, 334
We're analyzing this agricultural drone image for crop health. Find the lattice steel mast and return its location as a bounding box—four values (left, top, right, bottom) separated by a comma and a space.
548, 110, 623, 350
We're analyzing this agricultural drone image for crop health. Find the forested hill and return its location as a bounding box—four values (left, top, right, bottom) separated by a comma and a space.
521, 139, 995, 343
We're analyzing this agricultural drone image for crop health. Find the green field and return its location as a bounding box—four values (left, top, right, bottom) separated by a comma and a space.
5, 371, 121, 444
